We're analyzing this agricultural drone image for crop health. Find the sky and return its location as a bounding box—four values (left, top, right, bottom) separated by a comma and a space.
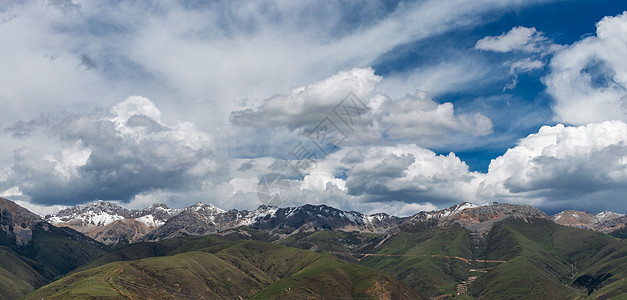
1, 0, 626, 216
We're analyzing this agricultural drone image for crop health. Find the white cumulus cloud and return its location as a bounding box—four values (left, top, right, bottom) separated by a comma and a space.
279, 121, 627, 213
478, 120, 627, 210
475, 26, 555, 53
230, 68, 493, 148
3, 96, 217, 206
544, 11, 627, 125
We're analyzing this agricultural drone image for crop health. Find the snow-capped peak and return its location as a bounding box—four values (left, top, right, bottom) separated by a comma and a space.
424, 202, 478, 219
236, 205, 279, 226
46, 200, 130, 227
187, 202, 225, 213
135, 214, 165, 227
595, 210, 624, 222
457, 202, 478, 211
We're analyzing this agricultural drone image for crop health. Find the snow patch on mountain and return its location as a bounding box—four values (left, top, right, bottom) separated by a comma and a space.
135, 214, 165, 227
596, 211, 623, 222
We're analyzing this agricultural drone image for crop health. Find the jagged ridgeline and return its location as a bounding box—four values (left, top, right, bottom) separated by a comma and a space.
1, 197, 626, 299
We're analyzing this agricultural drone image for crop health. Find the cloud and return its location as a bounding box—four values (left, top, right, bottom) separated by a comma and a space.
3, 1, 622, 216
377, 54, 501, 100
79, 53, 97, 69
503, 57, 545, 90
0, 65, 493, 212
0, 186, 22, 198
230, 68, 381, 128
290, 145, 475, 208
367, 92, 493, 141
475, 26, 555, 53
3, 96, 218, 205
0, 0, 557, 182
4, 96, 627, 214
48, 0, 80, 13
479, 120, 627, 211
12, 200, 68, 217
0, 0, 558, 133
279, 121, 627, 213
230, 68, 493, 149
544, 11, 627, 125
475, 26, 562, 90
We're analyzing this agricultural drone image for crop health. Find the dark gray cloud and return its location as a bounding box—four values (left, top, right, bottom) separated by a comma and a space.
345, 153, 415, 196
480, 121, 627, 212
236, 162, 254, 172
48, 0, 81, 13
4, 96, 217, 205
504, 143, 627, 197
79, 53, 97, 70
5, 113, 54, 138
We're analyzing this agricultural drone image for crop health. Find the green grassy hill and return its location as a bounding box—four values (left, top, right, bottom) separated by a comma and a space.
280, 230, 384, 254
0, 222, 105, 299
357, 224, 474, 297
11, 215, 627, 299
0, 248, 46, 300
72, 227, 273, 274
469, 218, 580, 299
22, 222, 106, 277
25, 240, 423, 299
278, 219, 627, 299
470, 218, 627, 299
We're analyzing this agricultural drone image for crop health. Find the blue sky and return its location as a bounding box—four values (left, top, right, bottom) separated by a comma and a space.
1, 0, 626, 216
375, 0, 627, 172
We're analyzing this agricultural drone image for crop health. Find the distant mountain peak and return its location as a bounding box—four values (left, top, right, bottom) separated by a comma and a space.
44, 200, 182, 244
186, 202, 225, 215
147, 203, 170, 209
552, 209, 625, 232
408, 202, 548, 234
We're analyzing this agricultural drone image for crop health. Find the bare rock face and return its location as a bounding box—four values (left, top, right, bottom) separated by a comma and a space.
406, 202, 549, 234
141, 205, 222, 241
552, 210, 625, 233
88, 219, 155, 245
0, 197, 43, 245
249, 204, 405, 235
142, 204, 406, 242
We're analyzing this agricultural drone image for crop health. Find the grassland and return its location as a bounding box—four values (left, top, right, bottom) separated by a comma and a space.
0, 222, 105, 300
25, 239, 422, 299
470, 218, 627, 299
16, 218, 627, 299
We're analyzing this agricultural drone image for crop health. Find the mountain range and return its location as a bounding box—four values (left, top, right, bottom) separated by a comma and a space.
1, 196, 626, 299
44, 200, 627, 245
44, 200, 405, 245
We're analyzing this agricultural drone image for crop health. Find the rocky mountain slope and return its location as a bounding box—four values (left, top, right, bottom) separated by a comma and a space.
47, 201, 406, 244
45, 200, 181, 244
408, 202, 549, 233
142, 203, 405, 241
1, 197, 43, 246
44, 200, 627, 246
552, 210, 626, 234
0, 198, 105, 300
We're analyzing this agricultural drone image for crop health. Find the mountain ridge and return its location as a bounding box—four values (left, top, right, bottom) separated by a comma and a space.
41, 199, 627, 246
